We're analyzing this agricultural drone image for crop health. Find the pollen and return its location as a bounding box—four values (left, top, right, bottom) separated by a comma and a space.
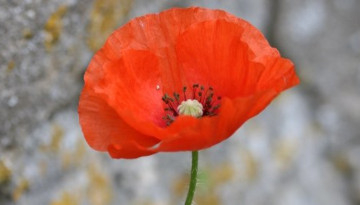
177, 99, 203, 117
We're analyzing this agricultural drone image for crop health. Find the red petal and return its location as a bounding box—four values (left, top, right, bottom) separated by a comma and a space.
176, 19, 259, 97
78, 86, 159, 157
97, 7, 249, 94
102, 50, 166, 127
256, 56, 300, 92
108, 141, 156, 159
176, 19, 299, 98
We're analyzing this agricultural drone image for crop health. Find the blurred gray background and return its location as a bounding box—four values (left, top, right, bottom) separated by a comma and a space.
1, 0, 360, 204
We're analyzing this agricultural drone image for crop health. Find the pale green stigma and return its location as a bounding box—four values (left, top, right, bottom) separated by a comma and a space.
177, 99, 203, 117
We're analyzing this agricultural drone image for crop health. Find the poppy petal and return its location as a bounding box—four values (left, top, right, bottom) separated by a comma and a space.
78, 86, 160, 156
103, 50, 166, 127
108, 141, 156, 159
176, 19, 274, 98
256, 56, 300, 92
98, 7, 252, 94
85, 48, 168, 130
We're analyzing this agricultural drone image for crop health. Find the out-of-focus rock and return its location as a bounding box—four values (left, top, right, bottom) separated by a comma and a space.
0, 1, 90, 148
275, 0, 360, 204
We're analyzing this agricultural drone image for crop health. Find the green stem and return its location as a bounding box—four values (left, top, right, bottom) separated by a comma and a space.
185, 151, 199, 205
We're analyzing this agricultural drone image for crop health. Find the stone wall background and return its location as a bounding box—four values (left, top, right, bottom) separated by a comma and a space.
1, 0, 359, 204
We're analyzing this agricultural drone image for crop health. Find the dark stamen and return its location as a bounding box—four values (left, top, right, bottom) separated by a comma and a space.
192, 84, 199, 98
211, 104, 221, 112
206, 93, 214, 103
161, 84, 221, 125
183, 86, 187, 100
173, 92, 180, 104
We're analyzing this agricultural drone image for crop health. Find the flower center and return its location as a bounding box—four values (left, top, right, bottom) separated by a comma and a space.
161, 84, 221, 125
177, 99, 203, 117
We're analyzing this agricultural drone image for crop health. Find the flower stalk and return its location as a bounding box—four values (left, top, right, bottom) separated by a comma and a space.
185, 151, 199, 205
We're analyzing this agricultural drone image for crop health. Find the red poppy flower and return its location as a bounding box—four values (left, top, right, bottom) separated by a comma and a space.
78, 7, 300, 159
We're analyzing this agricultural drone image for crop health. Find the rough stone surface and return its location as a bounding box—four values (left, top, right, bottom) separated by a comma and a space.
1, 0, 359, 205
